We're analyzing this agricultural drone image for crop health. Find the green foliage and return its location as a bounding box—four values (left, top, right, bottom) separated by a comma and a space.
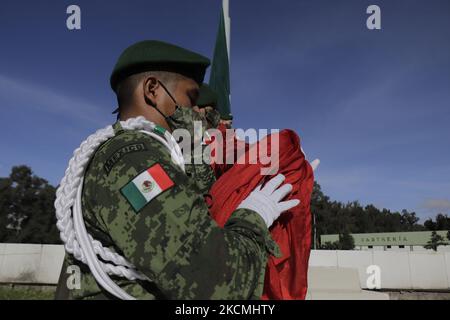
338, 232, 355, 250
320, 241, 339, 250
319, 232, 355, 250
311, 182, 427, 248
0, 166, 61, 244
423, 214, 450, 231
0, 165, 448, 250
310, 182, 450, 250
0, 286, 55, 300
424, 231, 447, 251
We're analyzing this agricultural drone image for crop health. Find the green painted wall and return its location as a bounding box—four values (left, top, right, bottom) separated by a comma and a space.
321, 231, 450, 246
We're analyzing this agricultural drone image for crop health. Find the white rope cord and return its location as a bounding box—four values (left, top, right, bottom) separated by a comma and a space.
54, 116, 185, 300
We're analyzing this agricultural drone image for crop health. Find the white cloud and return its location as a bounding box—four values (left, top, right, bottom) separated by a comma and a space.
0, 74, 106, 126
422, 199, 450, 211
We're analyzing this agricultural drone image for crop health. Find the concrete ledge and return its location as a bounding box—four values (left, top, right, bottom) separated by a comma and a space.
336, 250, 372, 288
1, 244, 449, 295
307, 266, 389, 300
372, 251, 411, 289
308, 290, 389, 300
0, 244, 65, 285
409, 252, 448, 290
308, 266, 360, 291
308, 250, 338, 267
309, 250, 450, 290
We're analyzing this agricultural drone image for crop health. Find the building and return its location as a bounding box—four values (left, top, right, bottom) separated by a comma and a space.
321, 231, 450, 251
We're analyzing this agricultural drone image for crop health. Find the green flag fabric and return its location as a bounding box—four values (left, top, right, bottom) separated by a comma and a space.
209, 4, 232, 120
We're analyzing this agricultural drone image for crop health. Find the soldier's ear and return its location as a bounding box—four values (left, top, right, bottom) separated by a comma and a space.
143, 76, 159, 106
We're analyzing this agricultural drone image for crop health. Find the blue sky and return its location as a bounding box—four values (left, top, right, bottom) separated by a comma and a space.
0, 0, 449, 221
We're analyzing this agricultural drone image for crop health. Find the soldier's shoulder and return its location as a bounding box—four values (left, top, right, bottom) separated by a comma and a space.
84, 128, 170, 180
98, 129, 166, 158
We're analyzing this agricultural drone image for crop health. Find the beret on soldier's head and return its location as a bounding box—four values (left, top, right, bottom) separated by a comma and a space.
197, 83, 218, 108
110, 40, 211, 92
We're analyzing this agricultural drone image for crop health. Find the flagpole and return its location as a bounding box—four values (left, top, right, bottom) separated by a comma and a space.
209, 0, 232, 121
222, 0, 231, 64
222, 0, 231, 121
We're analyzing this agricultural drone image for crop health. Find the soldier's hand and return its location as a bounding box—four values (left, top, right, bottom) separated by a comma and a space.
237, 174, 300, 228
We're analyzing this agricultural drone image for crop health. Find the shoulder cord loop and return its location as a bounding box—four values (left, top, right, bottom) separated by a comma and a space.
54, 116, 185, 300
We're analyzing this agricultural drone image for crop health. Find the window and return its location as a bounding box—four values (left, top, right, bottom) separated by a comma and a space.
399, 245, 405, 249
386, 245, 392, 249
368, 246, 373, 249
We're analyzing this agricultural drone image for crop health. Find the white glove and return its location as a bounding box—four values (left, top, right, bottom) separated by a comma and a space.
237, 174, 300, 228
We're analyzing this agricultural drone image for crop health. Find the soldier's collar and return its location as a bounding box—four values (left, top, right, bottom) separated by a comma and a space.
112, 121, 125, 135
113, 120, 167, 138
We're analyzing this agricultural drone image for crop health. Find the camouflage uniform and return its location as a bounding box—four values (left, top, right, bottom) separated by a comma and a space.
56, 122, 280, 300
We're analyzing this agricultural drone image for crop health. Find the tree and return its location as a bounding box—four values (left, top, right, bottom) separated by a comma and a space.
320, 241, 339, 250
338, 232, 355, 250
424, 218, 436, 231
400, 209, 422, 231
311, 181, 426, 249
424, 231, 446, 252
424, 214, 450, 231
435, 214, 450, 230
319, 232, 355, 250
0, 166, 61, 244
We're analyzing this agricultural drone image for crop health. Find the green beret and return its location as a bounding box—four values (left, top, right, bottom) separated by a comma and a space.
196, 83, 218, 108
110, 40, 210, 91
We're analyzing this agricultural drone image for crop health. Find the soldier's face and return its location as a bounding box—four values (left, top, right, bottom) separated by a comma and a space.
157, 78, 200, 117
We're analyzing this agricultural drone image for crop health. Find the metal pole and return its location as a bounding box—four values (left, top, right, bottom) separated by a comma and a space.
313, 212, 317, 249
222, 0, 231, 62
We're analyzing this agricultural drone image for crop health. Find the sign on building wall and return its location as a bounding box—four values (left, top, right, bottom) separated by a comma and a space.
321, 231, 450, 247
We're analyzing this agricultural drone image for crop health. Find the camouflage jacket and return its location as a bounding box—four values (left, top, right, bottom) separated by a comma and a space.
55, 122, 280, 300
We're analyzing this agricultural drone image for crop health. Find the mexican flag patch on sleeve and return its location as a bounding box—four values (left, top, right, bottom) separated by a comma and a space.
120, 163, 174, 212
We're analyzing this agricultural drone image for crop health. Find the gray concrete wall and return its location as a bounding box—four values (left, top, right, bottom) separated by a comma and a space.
0, 244, 65, 284
1, 244, 450, 291
309, 249, 450, 290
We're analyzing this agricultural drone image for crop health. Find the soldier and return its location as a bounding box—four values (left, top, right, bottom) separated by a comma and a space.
55, 40, 299, 300
185, 83, 222, 194
193, 83, 221, 129
194, 83, 232, 129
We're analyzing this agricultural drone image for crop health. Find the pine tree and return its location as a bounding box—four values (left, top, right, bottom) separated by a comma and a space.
0, 166, 61, 244
424, 231, 446, 251
338, 232, 355, 250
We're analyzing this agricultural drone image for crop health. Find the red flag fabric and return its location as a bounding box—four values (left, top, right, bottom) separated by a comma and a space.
207, 126, 314, 300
